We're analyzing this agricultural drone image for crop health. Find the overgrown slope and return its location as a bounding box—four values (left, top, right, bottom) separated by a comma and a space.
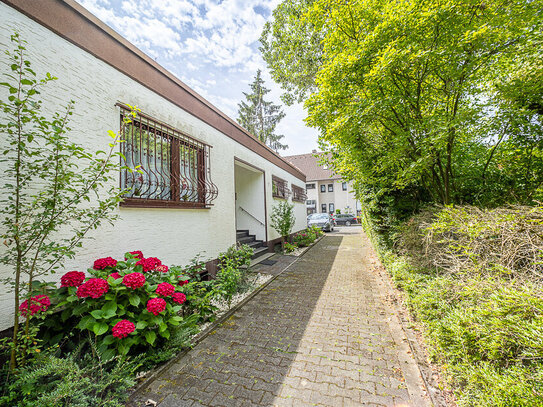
364, 206, 543, 407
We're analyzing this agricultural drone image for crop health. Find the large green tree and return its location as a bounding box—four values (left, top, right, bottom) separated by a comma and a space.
262, 0, 543, 207
237, 69, 288, 152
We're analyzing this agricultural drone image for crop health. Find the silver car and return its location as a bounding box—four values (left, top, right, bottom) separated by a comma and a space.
307, 213, 334, 232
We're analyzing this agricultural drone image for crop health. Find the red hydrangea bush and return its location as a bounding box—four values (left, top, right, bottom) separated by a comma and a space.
51, 251, 191, 356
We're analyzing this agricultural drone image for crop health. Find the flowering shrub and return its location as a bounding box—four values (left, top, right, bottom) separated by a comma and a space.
50, 251, 191, 356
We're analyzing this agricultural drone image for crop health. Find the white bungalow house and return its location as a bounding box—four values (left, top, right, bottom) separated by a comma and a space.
0, 0, 307, 330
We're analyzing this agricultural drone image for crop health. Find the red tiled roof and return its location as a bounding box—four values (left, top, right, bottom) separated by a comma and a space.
283, 152, 342, 182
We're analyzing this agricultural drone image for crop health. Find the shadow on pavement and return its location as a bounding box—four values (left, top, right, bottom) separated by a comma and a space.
131, 236, 343, 407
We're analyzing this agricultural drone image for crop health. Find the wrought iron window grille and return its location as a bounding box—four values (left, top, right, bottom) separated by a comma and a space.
272, 176, 291, 199
291, 184, 307, 202
117, 103, 218, 208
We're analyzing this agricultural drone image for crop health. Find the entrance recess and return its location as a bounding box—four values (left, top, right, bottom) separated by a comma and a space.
234, 158, 266, 242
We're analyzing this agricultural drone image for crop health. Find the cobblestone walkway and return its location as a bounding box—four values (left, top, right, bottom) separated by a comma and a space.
132, 228, 431, 406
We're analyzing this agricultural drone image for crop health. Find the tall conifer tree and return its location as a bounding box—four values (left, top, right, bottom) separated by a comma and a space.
237, 70, 288, 152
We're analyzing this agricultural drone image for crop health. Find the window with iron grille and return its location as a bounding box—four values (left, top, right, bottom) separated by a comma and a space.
328, 184, 334, 192
118, 104, 218, 208
272, 176, 291, 199
306, 183, 315, 190
342, 182, 347, 191
321, 203, 327, 213
291, 184, 307, 202
320, 184, 326, 193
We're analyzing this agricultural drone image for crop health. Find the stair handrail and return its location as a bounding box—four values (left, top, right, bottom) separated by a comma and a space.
239, 206, 265, 227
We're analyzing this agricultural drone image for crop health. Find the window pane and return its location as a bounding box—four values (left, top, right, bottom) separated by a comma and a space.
328, 184, 333, 192
329, 203, 335, 212
180, 143, 200, 202
122, 120, 171, 200
321, 204, 327, 213
342, 182, 347, 191
320, 185, 325, 192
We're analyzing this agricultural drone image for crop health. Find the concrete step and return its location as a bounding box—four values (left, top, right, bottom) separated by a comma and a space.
237, 235, 256, 244
236, 230, 249, 239
247, 240, 264, 249
251, 246, 269, 259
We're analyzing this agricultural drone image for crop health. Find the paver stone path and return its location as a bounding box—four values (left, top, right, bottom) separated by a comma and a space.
132, 227, 431, 406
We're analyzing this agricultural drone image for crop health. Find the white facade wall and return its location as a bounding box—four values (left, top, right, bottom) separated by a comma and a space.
0, 4, 306, 330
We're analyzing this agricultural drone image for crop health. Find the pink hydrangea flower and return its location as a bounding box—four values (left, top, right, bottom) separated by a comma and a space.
146, 298, 167, 315
156, 265, 169, 273
112, 319, 135, 339
60, 271, 86, 287
122, 272, 146, 289
156, 282, 175, 297
172, 292, 187, 304
76, 278, 109, 299
136, 257, 162, 272
93, 257, 117, 270
19, 295, 50, 317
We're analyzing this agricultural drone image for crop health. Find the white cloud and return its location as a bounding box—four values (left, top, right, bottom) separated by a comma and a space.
75, 0, 320, 155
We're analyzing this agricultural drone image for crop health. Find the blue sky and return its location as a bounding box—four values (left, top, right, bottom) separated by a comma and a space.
76, 0, 319, 156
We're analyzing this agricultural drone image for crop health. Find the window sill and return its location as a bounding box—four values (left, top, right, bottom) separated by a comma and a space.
292, 199, 305, 203
272, 195, 288, 200
120, 198, 210, 209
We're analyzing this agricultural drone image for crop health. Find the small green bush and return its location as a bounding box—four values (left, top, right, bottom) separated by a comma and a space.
214, 244, 254, 306
284, 242, 297, 253
293, 229, 316, 247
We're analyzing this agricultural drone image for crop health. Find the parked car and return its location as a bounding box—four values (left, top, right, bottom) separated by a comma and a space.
307, 213, 334, 232
335, 214, 358, 226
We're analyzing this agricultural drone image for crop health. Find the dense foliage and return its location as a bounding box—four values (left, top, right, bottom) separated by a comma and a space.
263, 0, 543, 229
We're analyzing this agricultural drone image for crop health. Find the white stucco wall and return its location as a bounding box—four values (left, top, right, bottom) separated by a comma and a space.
0, 4, 306, 330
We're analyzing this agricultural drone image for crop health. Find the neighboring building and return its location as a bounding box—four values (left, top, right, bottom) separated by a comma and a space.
284, 151, 360, 216
0, 0, 307, 330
